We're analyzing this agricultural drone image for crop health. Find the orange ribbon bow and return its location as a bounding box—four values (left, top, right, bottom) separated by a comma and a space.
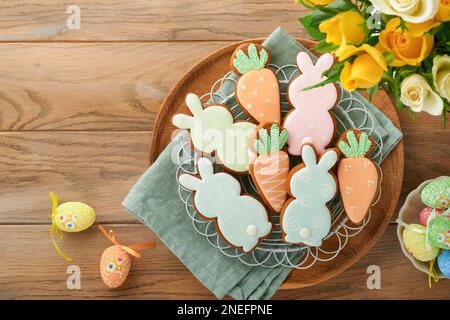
98, 225, 155, 258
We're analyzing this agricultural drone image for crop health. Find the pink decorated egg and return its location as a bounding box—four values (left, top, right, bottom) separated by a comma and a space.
419, 207, 444, 226
100, 245, 131, 288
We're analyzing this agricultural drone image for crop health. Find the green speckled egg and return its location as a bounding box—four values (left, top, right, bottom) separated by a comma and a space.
403, 224, 440, 262
428, 215, 450, 250
421, 177, 450, 209
54, 202, 96, 232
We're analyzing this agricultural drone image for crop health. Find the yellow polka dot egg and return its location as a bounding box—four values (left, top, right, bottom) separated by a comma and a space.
54, 201, 96, 232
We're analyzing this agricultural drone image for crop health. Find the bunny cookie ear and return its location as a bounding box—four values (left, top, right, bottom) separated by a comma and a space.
179, 174, 202, 191
318, 149, 338, 171
172, 114, 193, 129
172, 93, 204, 129
185, 93, 204, 117
315, 53, 334, 75
197, 157, 214, 178
296, 52, 314, 74
301, 144, 317, 167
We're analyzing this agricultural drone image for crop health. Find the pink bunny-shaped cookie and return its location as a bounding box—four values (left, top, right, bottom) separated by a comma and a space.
283, 52, 337, 155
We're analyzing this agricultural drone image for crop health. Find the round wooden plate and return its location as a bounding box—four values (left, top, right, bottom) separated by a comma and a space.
149, 38, 404, 289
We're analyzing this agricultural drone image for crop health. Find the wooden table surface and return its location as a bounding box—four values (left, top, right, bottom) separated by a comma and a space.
0, 0, 449, 299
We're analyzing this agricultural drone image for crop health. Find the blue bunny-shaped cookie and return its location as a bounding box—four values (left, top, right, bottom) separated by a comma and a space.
281, 143, 339, 247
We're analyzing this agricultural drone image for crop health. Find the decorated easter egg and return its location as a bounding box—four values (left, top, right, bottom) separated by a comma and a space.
419, 207, 444, 226
421, 177, 450, 209
403, 224, 440, 262
437, 250, 450, 277
54, 201, 96, 232
428, 215, 450, 250
100, 245, 131, 288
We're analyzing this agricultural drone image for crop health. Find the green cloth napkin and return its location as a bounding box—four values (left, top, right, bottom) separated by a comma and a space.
123, 27, 403, 300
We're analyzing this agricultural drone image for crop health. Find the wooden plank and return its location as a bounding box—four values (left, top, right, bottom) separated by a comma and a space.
0, 42, 227, 131
1, 224, 448, 299
0, 0, 306, 41
275, 226, 450, 299
396, 111, 450, 215
2, 111, 449, 225
0, 131, 151, 224
0, 224, 212, 299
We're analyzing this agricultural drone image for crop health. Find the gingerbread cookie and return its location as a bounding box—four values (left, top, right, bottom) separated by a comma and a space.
249, 123, 289, 213
172, 93, 256, 173
283, 52, 338, 155
231, 43, 280, 125
337, 129, 379, 225
280, 142, 339, 247
179, 158, 272, 252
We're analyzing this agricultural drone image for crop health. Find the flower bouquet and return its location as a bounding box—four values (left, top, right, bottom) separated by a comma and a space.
296, 0, 449, 125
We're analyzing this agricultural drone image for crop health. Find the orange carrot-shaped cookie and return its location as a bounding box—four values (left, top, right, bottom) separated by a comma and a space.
250, 123, 289, 213
337, 129, 379, 225
231, 43, 280, 125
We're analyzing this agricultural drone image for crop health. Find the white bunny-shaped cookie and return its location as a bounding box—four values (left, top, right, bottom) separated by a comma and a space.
280, 143, 338, 247
283, 52, 337, 155
173, 93, 256, 173
179, 158, 272, 252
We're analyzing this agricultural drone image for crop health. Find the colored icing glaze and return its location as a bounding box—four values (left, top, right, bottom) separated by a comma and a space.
337, 158, 378, 224
252, 152, 289, 212
281, 144, 338, 247
172, 93, 256, 172
251, 124, 290, 212
179, 158, 272, 252
236, 69, 280, 124
284, 52, 337, 155
232, 43, 280, 125
337, 130, 378, 224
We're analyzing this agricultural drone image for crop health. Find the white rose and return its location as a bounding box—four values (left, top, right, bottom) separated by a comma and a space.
369, 0, 439, 23
400, 74, 443, 116
432, 55, 450, 103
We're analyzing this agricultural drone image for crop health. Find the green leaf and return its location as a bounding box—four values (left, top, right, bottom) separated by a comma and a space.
314, 40, 339, 53
383, 51, 395, 65
302, 71, 340, 91
367, 85, 379, 101
299, 14, 326, 41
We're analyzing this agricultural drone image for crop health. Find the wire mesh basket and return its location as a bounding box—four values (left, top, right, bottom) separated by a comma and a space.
173, 63, 383, 269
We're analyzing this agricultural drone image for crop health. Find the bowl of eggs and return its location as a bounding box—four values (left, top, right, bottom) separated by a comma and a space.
397, 176, 450, 279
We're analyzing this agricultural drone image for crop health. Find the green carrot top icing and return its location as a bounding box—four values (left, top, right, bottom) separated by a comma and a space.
338, 130, 373, 158
232, 44, 269, 75
254, 123, 288, 155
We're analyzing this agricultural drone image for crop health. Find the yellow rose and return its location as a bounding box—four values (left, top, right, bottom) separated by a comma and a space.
369, 0, 439, 23
432, 55, 450, 103
319, 11, 366, 46
298, 0, 334, 5
435, 0, 450, 21
400, 74, 444, 115
336, 44, 388, 91
376, 18, 436, 67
